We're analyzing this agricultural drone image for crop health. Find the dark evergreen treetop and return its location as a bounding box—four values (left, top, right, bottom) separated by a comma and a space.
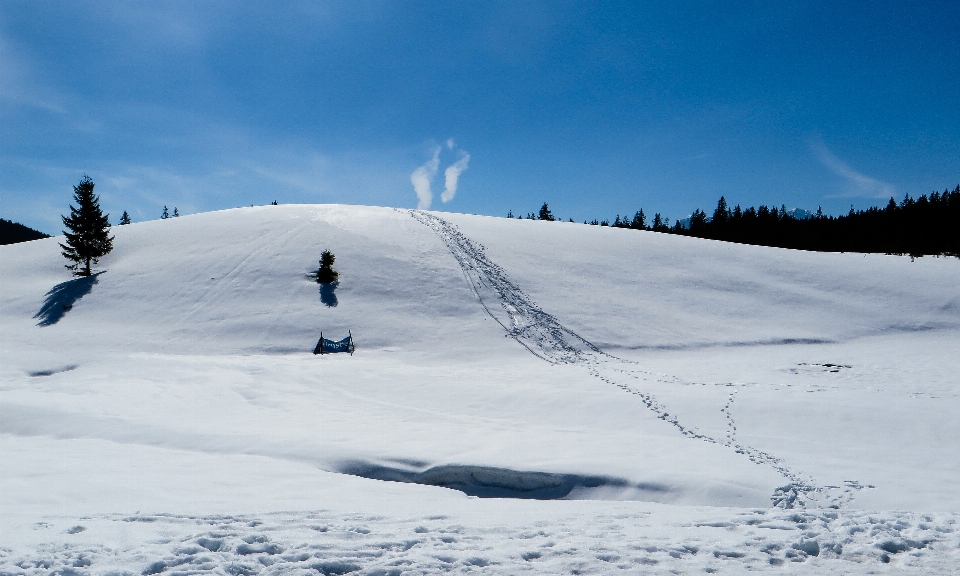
118, 211, 131, 225
60, 175, 114, 276
538, 203, 555, 221
317, 249, 339, 284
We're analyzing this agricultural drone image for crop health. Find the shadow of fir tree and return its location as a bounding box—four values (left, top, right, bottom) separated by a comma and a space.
34, 273, 101, 326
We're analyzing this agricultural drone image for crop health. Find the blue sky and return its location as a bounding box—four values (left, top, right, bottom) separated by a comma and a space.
2, 1, 958, 233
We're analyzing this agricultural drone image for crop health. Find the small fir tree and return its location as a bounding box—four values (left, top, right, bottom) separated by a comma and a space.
316, 250, 339, 284
118, 211, 131, 225
60, 175, 114, 276
538, 202, 555, 221
161, 206, 169, 219
173, 207, 179, 217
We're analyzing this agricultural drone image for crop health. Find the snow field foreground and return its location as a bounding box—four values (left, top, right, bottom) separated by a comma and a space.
2, 204, 959, 573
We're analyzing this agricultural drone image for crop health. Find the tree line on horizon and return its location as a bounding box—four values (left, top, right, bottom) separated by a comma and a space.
0, 218, 50, 246
5, 177, 958, 260
513, 185, 960, 258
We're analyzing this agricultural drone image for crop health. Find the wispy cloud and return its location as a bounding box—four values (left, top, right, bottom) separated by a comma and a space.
1, 131, 413, 232
410, 146, 441, 209
0, 33, 67, 114
810, 139, 896, 199
441, 150, 470, 203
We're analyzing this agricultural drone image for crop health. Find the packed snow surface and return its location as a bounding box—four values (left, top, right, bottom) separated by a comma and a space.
1, 204, 959, 574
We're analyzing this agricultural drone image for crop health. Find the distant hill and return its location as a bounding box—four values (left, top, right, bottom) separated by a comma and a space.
0, 218, 51, 246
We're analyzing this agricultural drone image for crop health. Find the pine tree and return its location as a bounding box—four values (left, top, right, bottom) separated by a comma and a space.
60, 175, 114, 276
173, 207, 180, 217
538, 203, 555, 221
652, 213, 665, 231
162, 206, 169, 219
712, 196, 729, 227
118, 211, 131, 225
631, 209, 646, 230
689, 209, 708, 233
317, 250, 339, 284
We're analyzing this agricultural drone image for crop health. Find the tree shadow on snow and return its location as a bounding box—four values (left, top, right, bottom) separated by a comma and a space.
319, 281, 339, 307
34, 273, 101, 326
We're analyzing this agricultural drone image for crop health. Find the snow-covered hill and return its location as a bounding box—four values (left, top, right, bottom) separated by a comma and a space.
2, 205, 959, 573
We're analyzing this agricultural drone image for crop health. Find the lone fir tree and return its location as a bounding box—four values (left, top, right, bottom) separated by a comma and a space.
60, 175, 114, 276
118, 211, 131, 225
538, 202, 555, 221
316, 250, 339, 284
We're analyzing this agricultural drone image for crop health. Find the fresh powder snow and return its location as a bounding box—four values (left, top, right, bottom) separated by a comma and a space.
1, 204, 958, 574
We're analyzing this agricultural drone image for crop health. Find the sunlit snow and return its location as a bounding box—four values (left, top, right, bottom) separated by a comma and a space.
2, 205, 958, 574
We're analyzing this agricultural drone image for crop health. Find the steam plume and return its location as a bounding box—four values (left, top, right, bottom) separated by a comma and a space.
411, 146, 440, 209
441, 151, 470, 203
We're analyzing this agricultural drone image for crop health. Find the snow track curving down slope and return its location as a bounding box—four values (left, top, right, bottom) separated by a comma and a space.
407, 209, 600, 364
410, 209, 835, 508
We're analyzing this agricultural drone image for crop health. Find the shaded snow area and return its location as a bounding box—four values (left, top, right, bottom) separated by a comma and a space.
2, 204, 959, 574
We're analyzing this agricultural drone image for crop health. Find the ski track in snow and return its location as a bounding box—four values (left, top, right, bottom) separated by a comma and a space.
3, 507, 957, 575
408, 210, 857, 510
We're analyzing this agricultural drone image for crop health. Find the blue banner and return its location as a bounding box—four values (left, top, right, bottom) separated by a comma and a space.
314, 333, 354, 354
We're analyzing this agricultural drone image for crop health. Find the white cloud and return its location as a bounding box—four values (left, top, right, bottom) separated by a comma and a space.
441, 150, 470, 203
810, 139, 896, 199
410, 146, 441, 209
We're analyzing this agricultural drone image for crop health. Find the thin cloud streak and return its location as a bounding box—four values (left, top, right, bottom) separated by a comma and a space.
810, 139, 896, 199
0, 34, 67, 114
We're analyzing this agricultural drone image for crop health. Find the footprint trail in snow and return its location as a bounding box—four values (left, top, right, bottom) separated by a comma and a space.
410, 209, 859, 509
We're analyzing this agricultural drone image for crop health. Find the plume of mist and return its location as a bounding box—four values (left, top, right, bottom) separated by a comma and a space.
410, 146, 440, 209
810, 139, 896, 198
411, 140, 471, 208
441, 151, 470, 203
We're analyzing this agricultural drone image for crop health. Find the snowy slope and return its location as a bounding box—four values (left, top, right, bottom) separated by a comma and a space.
2, 204, 959, 574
